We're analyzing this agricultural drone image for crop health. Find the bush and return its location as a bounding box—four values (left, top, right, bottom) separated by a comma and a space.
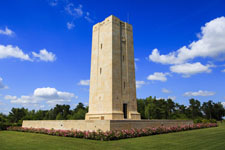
209, 119, 217, 123
202, 119, 210, 123
194, 118, 218, 124
0, 122, 22, 130
7, 123, 218, 141
194, 118, 203, 123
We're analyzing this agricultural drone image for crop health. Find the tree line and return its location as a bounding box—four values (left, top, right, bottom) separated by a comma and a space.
137, 96, 225, 121
0, 97, 224, 128
0, 103, 88, 125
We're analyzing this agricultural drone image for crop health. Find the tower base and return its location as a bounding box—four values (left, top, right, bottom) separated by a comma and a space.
22, 119, 193, 132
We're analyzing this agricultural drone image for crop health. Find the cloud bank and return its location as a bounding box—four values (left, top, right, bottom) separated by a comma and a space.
147, 72, 170, 82
78, 80, 90, 86
149, 16, 225, 77
0, 44, 56, 62
5, 87, 77, 107
184, 90, 215, 97
136, 81, 146, 88
0, 27, 14, 36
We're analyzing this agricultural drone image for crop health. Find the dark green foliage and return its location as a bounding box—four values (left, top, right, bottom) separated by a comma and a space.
188, 99, 202, 119
0, 97, 224, 130
137, 97, 225, 120
0, 122, 22, 130
0, 103, 88, 130
8, 108, 28, 123
202, 101, 224, 120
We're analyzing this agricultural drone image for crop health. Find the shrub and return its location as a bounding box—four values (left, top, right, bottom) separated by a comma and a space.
209, 119, 217, 123
194, 118, 203, 123
7, 123, 218, 141
194, 118, 218, 124
0, 122, 22, 130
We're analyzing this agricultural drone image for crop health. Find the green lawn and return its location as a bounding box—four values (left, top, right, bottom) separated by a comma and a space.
0, 123, 225, 150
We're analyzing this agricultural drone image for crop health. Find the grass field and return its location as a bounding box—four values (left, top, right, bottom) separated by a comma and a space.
0, 123, 225, 150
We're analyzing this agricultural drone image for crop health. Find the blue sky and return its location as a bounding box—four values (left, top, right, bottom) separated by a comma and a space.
0, 0, 225, 114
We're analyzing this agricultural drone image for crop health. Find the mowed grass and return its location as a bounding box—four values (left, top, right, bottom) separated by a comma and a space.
0, 123, 225, 150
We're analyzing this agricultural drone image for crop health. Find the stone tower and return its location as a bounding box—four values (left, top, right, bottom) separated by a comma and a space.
85, 15, 140, 120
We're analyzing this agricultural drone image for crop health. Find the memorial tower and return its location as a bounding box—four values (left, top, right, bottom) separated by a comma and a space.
85, 15, 140, 120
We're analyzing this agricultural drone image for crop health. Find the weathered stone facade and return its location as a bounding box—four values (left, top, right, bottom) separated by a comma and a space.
22, 120, 193, 132
85, 15, 140, 120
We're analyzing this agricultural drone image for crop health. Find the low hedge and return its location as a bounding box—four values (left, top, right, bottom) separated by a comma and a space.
7, 123, 217, 141
194, 118, 217, 124
0, 122, 22, 130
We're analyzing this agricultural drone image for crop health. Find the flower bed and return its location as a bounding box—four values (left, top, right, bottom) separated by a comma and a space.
7, 123, 217, 141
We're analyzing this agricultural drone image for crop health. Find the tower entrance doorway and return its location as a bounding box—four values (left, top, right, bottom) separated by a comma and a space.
123, 104, 127, 119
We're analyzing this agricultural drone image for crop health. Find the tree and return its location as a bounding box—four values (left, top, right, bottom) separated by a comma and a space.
8, 108, 28, 123
70, 103, 88, 120
70, 109, 87, 120
189, 99, 202, 119
0, 113, 7, 123
166, 99, 175, 119
202, 101, 214, 119
212, 102, 225, 120
34, 110, 48, 120
52, 104, 71, 120
137, 99, 146, 119
74, 103, 85, 113
56, 113, 64, 120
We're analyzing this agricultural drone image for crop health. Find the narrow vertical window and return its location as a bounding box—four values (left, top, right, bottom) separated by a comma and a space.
100, 68, 102, 74
123, 55, 125, 62
101, 43, 102, 49
124, 82, 125, 89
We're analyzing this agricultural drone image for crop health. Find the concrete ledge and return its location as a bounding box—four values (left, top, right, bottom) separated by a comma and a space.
22, 120, 193, 132
22, 120, 110, 131
110, 120, 193, 131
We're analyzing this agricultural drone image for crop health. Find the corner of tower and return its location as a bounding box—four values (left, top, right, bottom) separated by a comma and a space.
92, 23, 99, 32
104, 15, 120, 23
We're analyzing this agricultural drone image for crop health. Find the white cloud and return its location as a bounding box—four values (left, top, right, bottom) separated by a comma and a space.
162, 88, 171, 93
74, 4, 83, 17
147, 72, 170, 82
34, 87, 74, 99
170, 62, 212, 77
55, 2, 92, 28
84, 12, 94, 23
222, 69, 225, 72
149, 17, 225, 65
134, 58, 140, 70
168, 96, 176, 100
65, 3, 83, 17
0, 45, 55, 62
67, 22, 75, 30
0, 45, 31, 61
157, 96, 176, 100
6, 87, 77, 106
184, 90, 215, 97
136, 81, 146, 88
0, 26, 14, 36
222, 102, 225, 107
0, 77, 8, 89
46, 99, 71, 105
32, 49, 56, 62
135, 58, 140, 61
78, 80, 90, 86
4, 95, 16, 100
